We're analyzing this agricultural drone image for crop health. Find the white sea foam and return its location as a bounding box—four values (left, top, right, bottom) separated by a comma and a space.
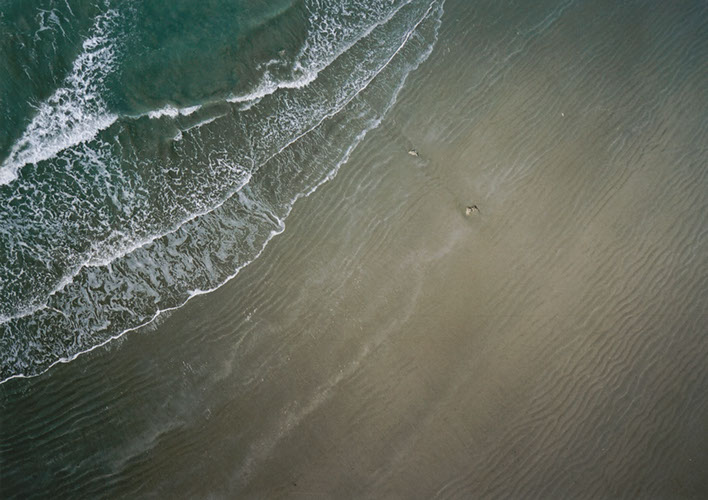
0, 222, 286, 386
227, 0, 413, 106
0, 1, 414, 187
15, 0, 423, 306
0, 167, 253, 327
0, 8, 119, 186
147, 104, 201, 120
0, 0, 424, 311
0, 0, 444, 384
34, 8, 66, 40
138, 3, 412, 121
0, 0, 414, 323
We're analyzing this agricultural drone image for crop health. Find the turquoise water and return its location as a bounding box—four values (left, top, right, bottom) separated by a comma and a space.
0, 0, 444, 381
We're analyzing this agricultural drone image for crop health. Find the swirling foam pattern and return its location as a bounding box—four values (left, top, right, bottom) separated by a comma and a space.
0, 0, 444, 381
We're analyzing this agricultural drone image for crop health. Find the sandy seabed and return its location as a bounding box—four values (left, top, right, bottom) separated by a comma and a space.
2, 0, 707, 497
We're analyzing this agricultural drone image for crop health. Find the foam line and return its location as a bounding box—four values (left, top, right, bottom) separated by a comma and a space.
0, 8, 120, 185
0, 1, 414, 185
0, 0, 444, 386
226, 0, 414, 105
1, 0, 427, 325
0, 170, 253, 326
146, 104, 201, 120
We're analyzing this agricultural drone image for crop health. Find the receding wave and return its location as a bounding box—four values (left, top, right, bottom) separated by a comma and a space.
0, 0, 444, 383
0, 7, 120, 185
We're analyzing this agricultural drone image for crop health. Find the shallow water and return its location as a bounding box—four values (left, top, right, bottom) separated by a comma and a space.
1, 0, 707, 497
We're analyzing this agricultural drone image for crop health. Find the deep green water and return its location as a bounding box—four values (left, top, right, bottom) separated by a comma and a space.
0, 0, 444, 381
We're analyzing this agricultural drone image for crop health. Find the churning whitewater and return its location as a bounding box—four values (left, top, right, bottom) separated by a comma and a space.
0, 0, 444, 382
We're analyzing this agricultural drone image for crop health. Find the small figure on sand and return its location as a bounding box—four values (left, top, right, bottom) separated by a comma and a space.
465, 205, 479, 216
408, 149, 419, 157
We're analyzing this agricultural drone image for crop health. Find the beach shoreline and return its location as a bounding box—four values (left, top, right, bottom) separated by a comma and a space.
1, 0, 707, 497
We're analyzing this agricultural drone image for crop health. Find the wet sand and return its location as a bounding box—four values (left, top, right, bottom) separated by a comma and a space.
2, 0, 707, 497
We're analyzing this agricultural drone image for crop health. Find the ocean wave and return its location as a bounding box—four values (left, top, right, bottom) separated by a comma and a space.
146, 104, 202, 120
0, 0, 445, 383
227, 0, 413, 106
0, 7, 120, 186
1, 0, 431, 322
0, 0, 413, 186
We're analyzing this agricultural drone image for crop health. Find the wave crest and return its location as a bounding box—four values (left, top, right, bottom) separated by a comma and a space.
0, 8, 119, 185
